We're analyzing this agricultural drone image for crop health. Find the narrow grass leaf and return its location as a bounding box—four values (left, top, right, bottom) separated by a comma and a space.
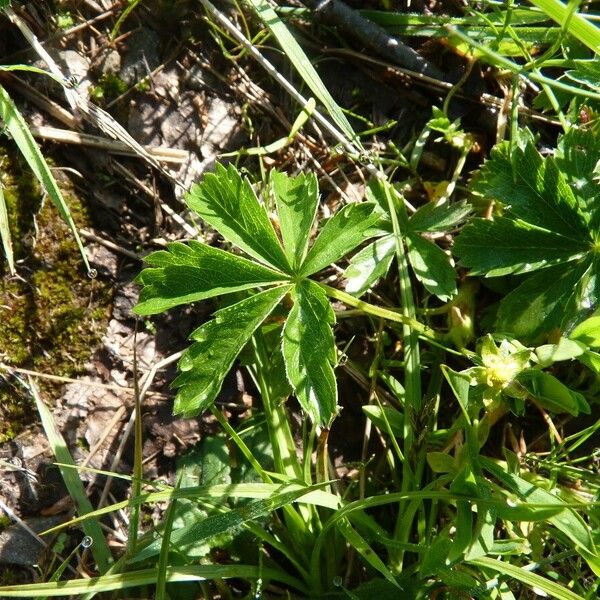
134, 241, 288, 315
0, 84, 91, 273
30, 380, 112, 574
0, 182, 14, 274
283, 279, 337, 425
344, 234, 395, 297
469, 556, 585, 600
271, 170, 318, 270
300, 202, 379, 276
0, 565, 306, 597
173, 285, 291, 416
245, 0, 359, 145
337, 518, 400, 588
130, 482, 329, 563
529, 0, 600, 54
481, 457, 597, 558
185, 163, 290, 272
406, 233, 456, 301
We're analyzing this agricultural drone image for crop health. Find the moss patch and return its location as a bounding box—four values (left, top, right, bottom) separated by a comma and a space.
0, 140, 112, 443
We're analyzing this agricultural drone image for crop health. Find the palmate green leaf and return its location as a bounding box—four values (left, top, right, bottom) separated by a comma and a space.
407, 200, 471, 233
173, 285, 292, 417
134, 241, 288, 315
185, 163, 291, 272
454, 217, 588, 276
300, 202, 379, 276
406, 233, 456, 301
555, 127, 600, 214
469, 141, 589, 239
282, 280, 337, 426
455, 137, 600, 341
495, 259, 596, 342
344, 234, 396, 296
271, 170, 318, 271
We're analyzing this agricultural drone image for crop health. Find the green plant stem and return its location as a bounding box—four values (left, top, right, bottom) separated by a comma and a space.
318, 283, 442, 340
381, 182, 424, 570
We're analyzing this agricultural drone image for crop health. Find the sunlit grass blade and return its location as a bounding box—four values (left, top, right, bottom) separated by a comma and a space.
530, 0, 600, 54
337, 518, 400, 588
0, 181, 14, 274
0, 565, 307, 597
29, 378, 112, 574
469, 556, 585, 600
244, 0, 361, 147
0, 84, 92, 275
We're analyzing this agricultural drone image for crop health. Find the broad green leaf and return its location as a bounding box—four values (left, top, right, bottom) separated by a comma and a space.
344, 234, 395, 297
441, 365, 472, 423
362, 405, 404, 437
135, 241, 288, 315
407, 200, 471, 233
0, 83, 91, 273
469, 141, 589, 241
173, 285, 291, 416
535, 338, 586, 366
406, 233, 456, 301
570, 315, 600, 347
271, 170, 318, 270
454, 217, 587, 277
282, 280, 337, 425
300, 202, 379, 276
516, 369, 587, 415
244, 0, 360, 146
185, 163, 290, 272
426, 452, 456, 474
555, 127, 600, 212
496, 260, 592, 341
0, 182, 14, 274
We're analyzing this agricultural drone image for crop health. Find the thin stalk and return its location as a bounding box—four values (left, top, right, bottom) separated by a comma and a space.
318, 283, 442, 341
381, 181, 423, 570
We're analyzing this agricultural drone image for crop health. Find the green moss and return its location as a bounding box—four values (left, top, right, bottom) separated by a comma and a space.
90, 73, 128, 102
0, 141, 112, 443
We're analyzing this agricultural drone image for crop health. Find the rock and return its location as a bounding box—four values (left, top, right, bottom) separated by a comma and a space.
120, 27, 161, 86
97, 49, 121, 76
0, 516, 65, 567
60, 50, 92, 96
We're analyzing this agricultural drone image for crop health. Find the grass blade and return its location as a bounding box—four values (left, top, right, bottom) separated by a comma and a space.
0, 84, 92, 275
244, 0, 360, 146
469, 556, 584, 600
0, 180, 14, 274
29, 378, 112, 573
530, 0, 600, 54
0, 565, 307, 597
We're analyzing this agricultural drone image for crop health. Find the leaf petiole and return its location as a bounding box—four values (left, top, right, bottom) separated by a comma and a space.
318, 282, 443, 341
